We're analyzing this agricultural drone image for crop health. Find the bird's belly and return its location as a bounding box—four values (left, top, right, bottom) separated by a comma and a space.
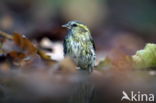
66, 40, 95, 69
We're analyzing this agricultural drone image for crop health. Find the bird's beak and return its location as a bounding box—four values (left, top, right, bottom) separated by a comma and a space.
62, 23, 70, 28
62, 24, 67, 27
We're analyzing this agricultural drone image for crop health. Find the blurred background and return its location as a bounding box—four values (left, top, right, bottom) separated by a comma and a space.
1, 0, 156, 58
0, 0, 156, 103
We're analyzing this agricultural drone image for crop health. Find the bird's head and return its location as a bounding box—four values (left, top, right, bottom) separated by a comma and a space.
62, 21, 90, 33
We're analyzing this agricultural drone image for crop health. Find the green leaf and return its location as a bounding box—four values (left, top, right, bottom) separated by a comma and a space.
132, 43, 156, 69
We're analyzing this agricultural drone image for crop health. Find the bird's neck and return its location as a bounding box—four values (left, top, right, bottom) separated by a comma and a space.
72, 33, 90, 41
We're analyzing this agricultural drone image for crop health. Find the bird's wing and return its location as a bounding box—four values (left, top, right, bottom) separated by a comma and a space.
63, 38, 67, 55
90, 37, 96, 51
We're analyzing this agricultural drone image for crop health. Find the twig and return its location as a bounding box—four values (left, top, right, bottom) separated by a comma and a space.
0, 30, 13, 39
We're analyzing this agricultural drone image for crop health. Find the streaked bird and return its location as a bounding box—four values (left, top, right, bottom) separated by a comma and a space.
62, 20, 96, 72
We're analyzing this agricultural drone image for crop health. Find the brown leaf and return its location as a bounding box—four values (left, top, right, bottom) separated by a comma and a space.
7, 51, 26, 60
13, 33, 37, 55
107, 49, 133, 70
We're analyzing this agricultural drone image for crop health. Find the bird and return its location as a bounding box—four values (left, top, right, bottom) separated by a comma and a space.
62, 20, 96, 72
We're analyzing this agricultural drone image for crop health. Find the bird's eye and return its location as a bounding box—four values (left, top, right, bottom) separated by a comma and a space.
72, 24, 77, 27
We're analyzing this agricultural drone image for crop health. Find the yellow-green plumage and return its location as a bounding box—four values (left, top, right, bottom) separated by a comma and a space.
63, 21, 96, 72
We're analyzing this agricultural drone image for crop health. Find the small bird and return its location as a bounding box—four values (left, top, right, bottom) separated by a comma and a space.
62, 21, 96, 72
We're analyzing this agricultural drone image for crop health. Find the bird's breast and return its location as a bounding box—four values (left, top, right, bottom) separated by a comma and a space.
68, 37, 82, 56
